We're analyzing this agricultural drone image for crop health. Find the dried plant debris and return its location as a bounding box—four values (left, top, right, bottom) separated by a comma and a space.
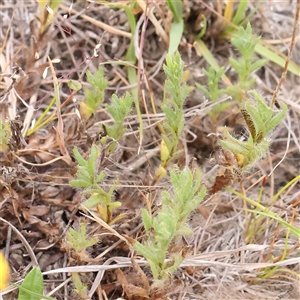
0, 1, 299, 300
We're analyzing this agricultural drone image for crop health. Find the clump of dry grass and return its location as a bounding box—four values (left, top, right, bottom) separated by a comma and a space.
0, 1, 299, 300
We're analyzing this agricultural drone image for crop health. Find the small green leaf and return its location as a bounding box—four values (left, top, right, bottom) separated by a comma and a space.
168, 20, 184, 54
18, 267, 44, 300
83, 194, 104, 208
95, 172, 106, 183
231, 0, 248, 25
67, 80, 82, 91
249, 59, 266, 74
133, 241, 159, 264
166, 0, 183, 22
141, 209, 152, 232
195, 83, 209, 97
107, 201, 122, 210
69, 179, 91, 188
73, 147, 86, 166
105, 92, 133, 142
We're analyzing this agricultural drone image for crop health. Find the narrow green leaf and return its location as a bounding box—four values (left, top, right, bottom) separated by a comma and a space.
133, 241, 158, 264
83, 194, 103, 208
95, 172, 106, 183
267, 104, 288, 131
195, 83, 209, 97
73, 147, 86, 166
166, 0, 183, 22
168, 20, 184, 54
244, 101, 264, 139
255, 42, 300, 77
232, 0, 248, 25
141, 208, 152, 232
69, 179, 91, 188
249, 59, 266, 74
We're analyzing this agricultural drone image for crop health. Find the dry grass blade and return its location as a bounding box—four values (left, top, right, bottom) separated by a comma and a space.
271, 0, 300, 106
47, 56, 72, 165
0, 217, 38, 266
60, 3, 132, 38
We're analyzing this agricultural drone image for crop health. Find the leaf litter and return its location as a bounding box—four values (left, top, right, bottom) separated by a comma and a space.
0, 1, 299, 300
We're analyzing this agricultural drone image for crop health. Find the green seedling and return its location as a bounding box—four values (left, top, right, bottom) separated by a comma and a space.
70, 144, 123, 224
102, 92, 133, 153
198, 23, 287, 176
155, 52, 191, 181
195, 4, 300, 77
71, 272, 88, 299
196, 66, 230, 123
0, 119, 11, 152
134, 166, 206, 287
66, 221, 98, 254
220, 24, 288, 173
220, 91, 287, 173
64, 221, 97, 299
102, 0, 143, 152
80, 67, 108, 120
226, 23, 266, 102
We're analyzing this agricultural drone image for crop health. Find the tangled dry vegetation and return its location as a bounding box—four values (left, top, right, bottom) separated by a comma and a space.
0, 1, 299, 300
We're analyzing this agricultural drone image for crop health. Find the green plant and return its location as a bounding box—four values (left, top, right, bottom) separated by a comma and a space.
80, 67, 108, 120
65, 221, 98, 254
166, 0, 184, 54
70, 144, 123, 224
154, 52, 191, 182
14, 267, 55, 300
0, 119, 11, 152
196, 20, 267, 124
134, 166, 206, 287
219, 25, 288, 173
226, 23, 266, 102
62, 221, 98, 299
198, 23, 287, 176
101, 92, 133, 153
193, 4, 300, 78
71, 272, 88, 299
220, 91, 287, 172
196, 66, 230, 122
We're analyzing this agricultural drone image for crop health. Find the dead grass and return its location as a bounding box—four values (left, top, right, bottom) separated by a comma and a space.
0, 1, 299, 299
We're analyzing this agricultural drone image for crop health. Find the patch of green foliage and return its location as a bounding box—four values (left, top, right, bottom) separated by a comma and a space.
198, 23, 287, 172
155, 52, 191, 181
82, 67, 108, 119
134, 166, 206, 287
70, 144, 121, 224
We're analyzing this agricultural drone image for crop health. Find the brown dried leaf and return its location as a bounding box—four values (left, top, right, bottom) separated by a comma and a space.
210, 168, 234, 195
